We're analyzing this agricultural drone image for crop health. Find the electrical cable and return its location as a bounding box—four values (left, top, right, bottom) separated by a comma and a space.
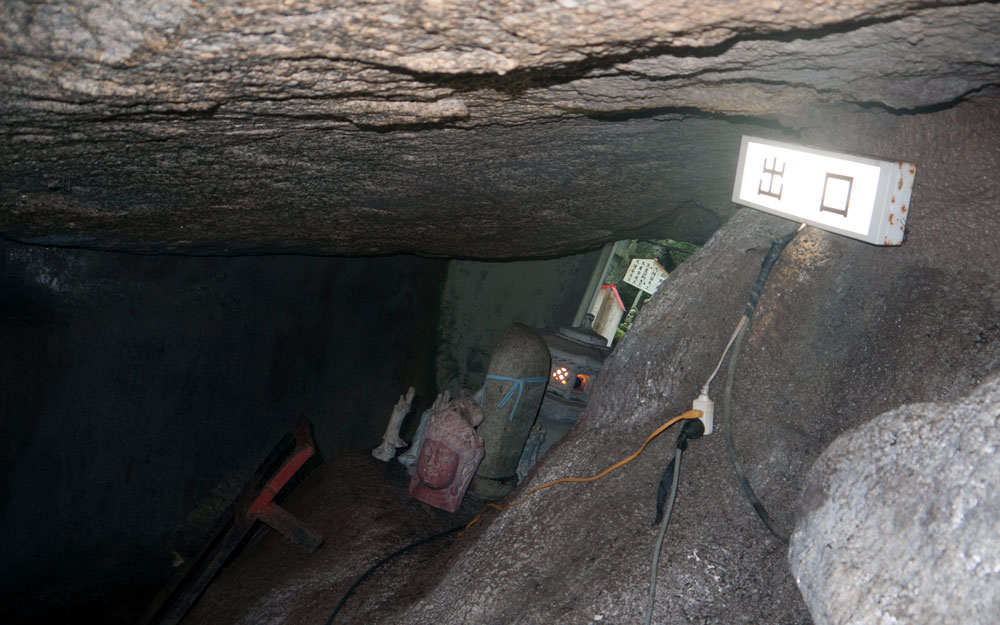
462, 409, 703, 533
645, 448, 681, 625
644, 419, 703, 625
743, 225, 803, 318
325, 525, 463, 625
719, 224, 804, 544
722, 320, 787, 544
700, 315, 747, 397
326, 410, 704, 623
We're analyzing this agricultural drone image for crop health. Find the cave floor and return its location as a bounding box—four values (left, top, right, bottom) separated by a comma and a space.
179, 452, 484, 625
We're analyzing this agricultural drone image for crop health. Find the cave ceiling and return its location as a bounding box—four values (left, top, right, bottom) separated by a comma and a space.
1, 0, 997, 257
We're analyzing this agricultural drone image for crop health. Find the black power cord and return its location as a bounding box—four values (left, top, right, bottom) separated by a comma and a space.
722, 226, 802, 545
645, 418, 705, 625
325, 525, 463, 625
653, 419, 705, 526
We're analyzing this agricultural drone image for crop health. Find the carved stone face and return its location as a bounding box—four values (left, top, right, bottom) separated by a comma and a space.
416, 439, 460, 490
408, 401, 485, 513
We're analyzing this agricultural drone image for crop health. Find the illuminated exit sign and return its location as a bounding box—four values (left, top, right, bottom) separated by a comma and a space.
732, 136, 916, 245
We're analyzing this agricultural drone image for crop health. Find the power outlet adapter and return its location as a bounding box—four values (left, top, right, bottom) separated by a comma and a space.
692, 394, 715, 436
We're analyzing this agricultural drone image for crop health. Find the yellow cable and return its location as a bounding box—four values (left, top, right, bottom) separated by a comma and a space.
462, 409, 703, 533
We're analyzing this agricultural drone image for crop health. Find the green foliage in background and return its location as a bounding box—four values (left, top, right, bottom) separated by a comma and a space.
603, 238, 699, 344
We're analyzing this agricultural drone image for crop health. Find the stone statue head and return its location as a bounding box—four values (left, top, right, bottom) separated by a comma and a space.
416, 439, 460, 489
408, 397, 485, 513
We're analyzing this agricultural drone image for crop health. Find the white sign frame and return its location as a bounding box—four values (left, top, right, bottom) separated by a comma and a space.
732, 136, 915, 246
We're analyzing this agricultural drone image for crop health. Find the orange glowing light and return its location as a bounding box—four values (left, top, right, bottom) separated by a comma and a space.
552, 366, 569, 385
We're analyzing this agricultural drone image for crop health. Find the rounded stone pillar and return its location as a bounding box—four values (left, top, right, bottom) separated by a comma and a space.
470, 323, 551, 500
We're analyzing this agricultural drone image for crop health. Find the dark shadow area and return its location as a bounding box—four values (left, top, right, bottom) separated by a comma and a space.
0, 240, 447, 624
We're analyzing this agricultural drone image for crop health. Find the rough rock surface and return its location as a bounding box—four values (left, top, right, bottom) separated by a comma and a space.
789, 373, 1000, 625
3, 1, 993, 124
368, 97, 1000, 625
182, 452, 485, 625
169, 97, 1000, 625
2, 1, 999, 255
0, 111, 759, 257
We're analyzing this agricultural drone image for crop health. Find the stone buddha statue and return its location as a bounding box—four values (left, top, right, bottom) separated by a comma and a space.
408, 397, 485, 513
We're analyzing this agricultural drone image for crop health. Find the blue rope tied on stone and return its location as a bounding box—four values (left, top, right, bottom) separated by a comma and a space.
485, 374, 548, 421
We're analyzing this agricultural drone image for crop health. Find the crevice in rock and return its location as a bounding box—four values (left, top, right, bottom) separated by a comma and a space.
853, 82, 1000, 115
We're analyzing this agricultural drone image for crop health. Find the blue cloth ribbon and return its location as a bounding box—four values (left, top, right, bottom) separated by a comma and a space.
485, 374, 548, 421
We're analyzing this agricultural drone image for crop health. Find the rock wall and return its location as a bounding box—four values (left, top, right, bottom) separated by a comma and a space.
790, 373, 1000, 625
371, 96, 1000, 624
435, 251, 604, 397
1, 3, 999, 621
4, 1, 997, 257
0, 114, 755, 257
3, 1, 993, 126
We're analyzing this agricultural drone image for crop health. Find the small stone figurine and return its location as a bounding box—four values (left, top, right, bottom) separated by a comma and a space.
372, 386, 415, 462
409, 397, 485, 513
398, 390, 451, 468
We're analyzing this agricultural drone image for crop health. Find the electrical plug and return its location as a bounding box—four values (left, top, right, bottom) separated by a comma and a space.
692, 393, 714, 436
